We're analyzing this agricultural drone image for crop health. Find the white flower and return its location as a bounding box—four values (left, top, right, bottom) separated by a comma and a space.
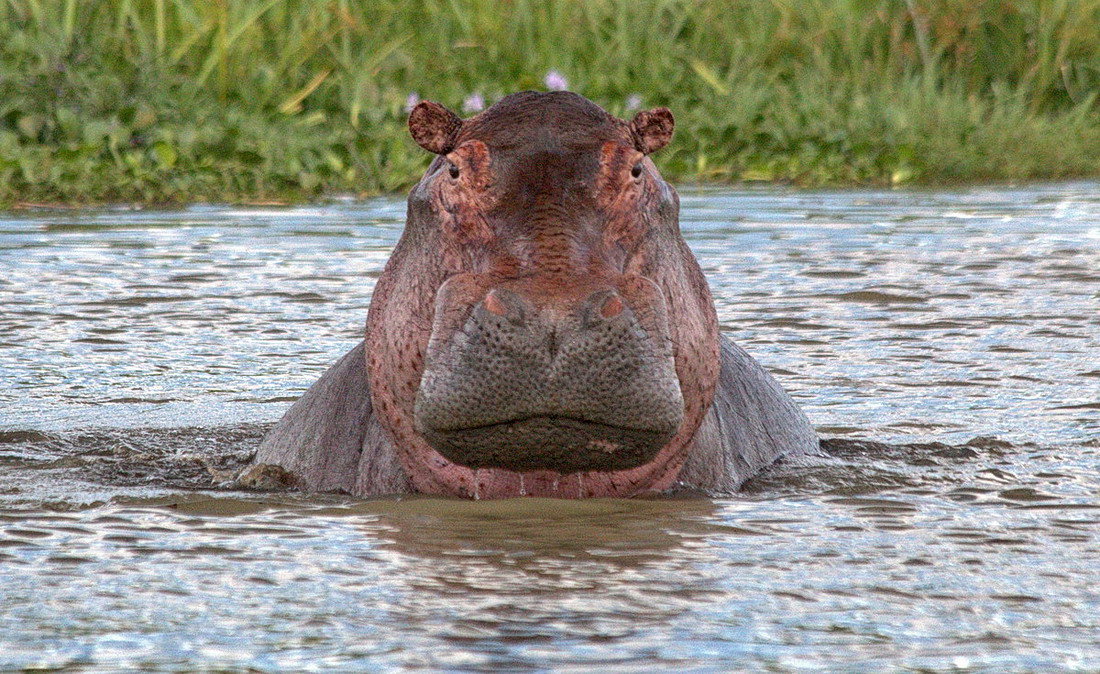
463, 92, 486, 113
544, 70, 569, 91
625, 94, 643, 112
403, 92, 421, 113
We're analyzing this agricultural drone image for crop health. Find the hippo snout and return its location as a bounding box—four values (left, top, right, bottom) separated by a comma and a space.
414, 282, 684, 473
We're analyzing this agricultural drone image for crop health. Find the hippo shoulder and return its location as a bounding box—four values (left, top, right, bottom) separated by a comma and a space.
677, 335, 821, 493
239, 341, 411, 495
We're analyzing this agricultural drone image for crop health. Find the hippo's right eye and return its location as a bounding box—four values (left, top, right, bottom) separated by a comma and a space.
631, 162, 643, 179
448, 163, 460, 179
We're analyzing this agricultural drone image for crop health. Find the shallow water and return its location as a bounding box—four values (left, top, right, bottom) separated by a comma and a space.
1, 184, 1097, 670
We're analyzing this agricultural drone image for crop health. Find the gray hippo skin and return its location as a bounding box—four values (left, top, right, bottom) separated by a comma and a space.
242, 91, 820, 498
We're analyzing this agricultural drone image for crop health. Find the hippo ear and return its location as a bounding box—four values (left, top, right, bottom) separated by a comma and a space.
408, 101, 463, 154
630, 107, 674, 155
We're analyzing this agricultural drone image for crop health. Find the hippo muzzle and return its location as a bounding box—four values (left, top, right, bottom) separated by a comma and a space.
414, 274, 684, 473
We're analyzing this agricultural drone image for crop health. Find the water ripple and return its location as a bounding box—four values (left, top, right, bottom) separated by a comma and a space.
0, 184, 1098, 669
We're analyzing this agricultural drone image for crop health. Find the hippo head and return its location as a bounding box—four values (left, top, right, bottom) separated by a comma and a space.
365, 91, 719, 498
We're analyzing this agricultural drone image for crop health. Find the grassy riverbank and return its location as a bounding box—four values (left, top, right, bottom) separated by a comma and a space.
2, 0, 1099, 205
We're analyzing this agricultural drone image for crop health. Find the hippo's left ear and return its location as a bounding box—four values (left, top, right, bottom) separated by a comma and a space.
409, 100, 463, 154
630, 107, 674, 155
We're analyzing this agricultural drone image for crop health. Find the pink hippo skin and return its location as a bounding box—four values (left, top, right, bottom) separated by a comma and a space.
242, 92, 820, 499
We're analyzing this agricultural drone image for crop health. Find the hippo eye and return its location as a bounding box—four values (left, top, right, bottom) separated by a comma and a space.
448, 163, 460, 179
631, 162, 643, 179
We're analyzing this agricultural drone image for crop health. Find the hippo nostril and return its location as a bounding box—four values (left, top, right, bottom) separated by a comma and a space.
581, 289, 628, 328
600, 294, 624, 319
480, 288, 527, 326
483, 289, 508, 317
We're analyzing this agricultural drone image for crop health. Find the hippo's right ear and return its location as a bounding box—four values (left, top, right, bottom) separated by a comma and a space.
408, 101, 463, 154
630, 107, 674, 155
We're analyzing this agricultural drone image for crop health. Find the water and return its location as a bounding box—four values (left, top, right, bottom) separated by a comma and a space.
1, 184, 1097, 670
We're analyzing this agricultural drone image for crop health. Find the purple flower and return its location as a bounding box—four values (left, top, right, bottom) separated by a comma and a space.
463, 92, 485, 113
625, 94, 643, 112
544, 70, 569, 91
403, 92, 421, 113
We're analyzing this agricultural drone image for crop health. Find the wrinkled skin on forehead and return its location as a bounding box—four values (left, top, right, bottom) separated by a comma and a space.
364, 91, 719, 498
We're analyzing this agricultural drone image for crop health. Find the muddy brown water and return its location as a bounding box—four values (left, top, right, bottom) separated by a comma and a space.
0, 184, 1097, 670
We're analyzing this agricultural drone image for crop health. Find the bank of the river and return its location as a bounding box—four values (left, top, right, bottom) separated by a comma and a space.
3, 0, 1099, 205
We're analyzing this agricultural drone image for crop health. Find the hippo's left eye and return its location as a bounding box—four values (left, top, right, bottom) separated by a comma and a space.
448, 163, 460, 179
631, 162, 643, 179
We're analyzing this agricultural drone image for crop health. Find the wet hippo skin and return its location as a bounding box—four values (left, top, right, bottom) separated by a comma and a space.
242, 91, 820, 498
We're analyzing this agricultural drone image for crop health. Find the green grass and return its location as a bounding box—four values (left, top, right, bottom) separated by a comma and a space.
1, 0, 1099, 205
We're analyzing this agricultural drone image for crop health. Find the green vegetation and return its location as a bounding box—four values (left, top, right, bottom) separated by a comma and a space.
2, 0, 1099, 204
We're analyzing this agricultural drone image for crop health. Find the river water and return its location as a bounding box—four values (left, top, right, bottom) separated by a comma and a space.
1, 184, 1097, 670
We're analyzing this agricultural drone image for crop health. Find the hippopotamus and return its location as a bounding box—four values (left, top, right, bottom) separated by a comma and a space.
242, 91, 819, 499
